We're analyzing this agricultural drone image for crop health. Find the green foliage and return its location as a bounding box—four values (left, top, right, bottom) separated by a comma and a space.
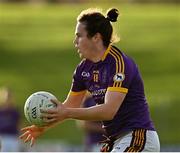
0, 3, 179, 145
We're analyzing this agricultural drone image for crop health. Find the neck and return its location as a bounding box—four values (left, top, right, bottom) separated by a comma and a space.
90, 45, 108, 63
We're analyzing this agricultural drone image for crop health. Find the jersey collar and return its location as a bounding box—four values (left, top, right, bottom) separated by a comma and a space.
101, 45, 111, 61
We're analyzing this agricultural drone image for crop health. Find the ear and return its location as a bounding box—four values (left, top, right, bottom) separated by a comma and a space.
92, 33, 102, 42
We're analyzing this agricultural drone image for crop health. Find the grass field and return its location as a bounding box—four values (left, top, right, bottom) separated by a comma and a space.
0, 2, 180, 145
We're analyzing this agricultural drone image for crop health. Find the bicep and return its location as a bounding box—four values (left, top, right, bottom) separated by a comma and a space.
104, 90, 126, 117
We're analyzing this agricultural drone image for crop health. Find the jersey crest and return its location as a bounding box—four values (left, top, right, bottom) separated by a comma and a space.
113, 73, 125, 82
93, 70, 99, 82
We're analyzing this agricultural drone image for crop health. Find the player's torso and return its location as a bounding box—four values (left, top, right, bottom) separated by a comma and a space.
76, 46, 155, 135
81, 61, 110, 104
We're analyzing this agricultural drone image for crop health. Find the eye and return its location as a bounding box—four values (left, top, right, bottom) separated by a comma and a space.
76, 33, 82, 38
77, 35, 81, 38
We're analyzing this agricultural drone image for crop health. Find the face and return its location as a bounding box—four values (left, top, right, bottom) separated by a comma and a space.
74, 22, 95, 59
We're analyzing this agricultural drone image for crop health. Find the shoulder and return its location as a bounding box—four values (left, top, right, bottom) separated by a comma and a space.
76, 59, 92, 70
107, 45, 123, 62
73, 59, 93, 77
106, 45, 125, 72
110, 45, 137, 69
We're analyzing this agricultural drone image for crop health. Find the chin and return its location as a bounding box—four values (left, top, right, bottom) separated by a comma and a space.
78, 53, 83, 58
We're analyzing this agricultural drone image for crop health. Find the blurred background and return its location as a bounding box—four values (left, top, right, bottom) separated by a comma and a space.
0, 0, 179, 151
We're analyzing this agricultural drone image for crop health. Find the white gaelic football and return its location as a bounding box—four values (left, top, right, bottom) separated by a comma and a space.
24, 91, 57, 127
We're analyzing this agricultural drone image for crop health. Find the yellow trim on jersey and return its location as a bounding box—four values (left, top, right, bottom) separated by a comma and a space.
109, 47, 125, 88
113, 47, 124, 73
110, 50, 121, 74
101, 45, 111, 61
109, 50, 120, 72
107, 87, 128, 93
69, 90, 87, 96
111, 47, 125, 87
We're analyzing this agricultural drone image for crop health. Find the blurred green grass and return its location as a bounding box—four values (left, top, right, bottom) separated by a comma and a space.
0, 2, 179, 145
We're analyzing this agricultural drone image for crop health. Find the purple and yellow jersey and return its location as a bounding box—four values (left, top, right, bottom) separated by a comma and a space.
70, 45, 155, 137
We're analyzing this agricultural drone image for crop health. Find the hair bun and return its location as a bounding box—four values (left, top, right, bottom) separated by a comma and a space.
106, 8, 119, 22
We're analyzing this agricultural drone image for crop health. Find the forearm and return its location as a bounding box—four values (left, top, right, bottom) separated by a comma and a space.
66, 104, 114, 121
65, 91, 126, 121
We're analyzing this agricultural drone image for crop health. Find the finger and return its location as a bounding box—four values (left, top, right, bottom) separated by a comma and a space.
50, 99, 59, 106
20, 126, 33, 132
43, 117, 57, 123
24, 134, 32, 143
20, 125, 37, 132
30, 137, 35, 147
40, 113, 57, 118
40, 108, 57, 114
19, 130, 31, 140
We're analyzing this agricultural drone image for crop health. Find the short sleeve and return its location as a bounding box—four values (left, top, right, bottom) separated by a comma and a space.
69, 65, 87, 96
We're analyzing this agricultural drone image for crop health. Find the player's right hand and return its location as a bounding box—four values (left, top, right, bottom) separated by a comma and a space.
19, 125, 46, 147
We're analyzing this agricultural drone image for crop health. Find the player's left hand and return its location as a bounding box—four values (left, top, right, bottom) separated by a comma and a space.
40, 99, 68, 124
19, 125, 46, 147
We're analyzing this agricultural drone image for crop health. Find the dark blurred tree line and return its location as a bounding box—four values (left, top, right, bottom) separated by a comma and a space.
0, 0, 179, 3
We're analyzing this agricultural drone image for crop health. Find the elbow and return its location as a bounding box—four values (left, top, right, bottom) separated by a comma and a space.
102, 111, 116, 121
104, 116, 113, 121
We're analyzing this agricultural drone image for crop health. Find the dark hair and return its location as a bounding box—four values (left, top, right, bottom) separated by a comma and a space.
77, 8, 119, 47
